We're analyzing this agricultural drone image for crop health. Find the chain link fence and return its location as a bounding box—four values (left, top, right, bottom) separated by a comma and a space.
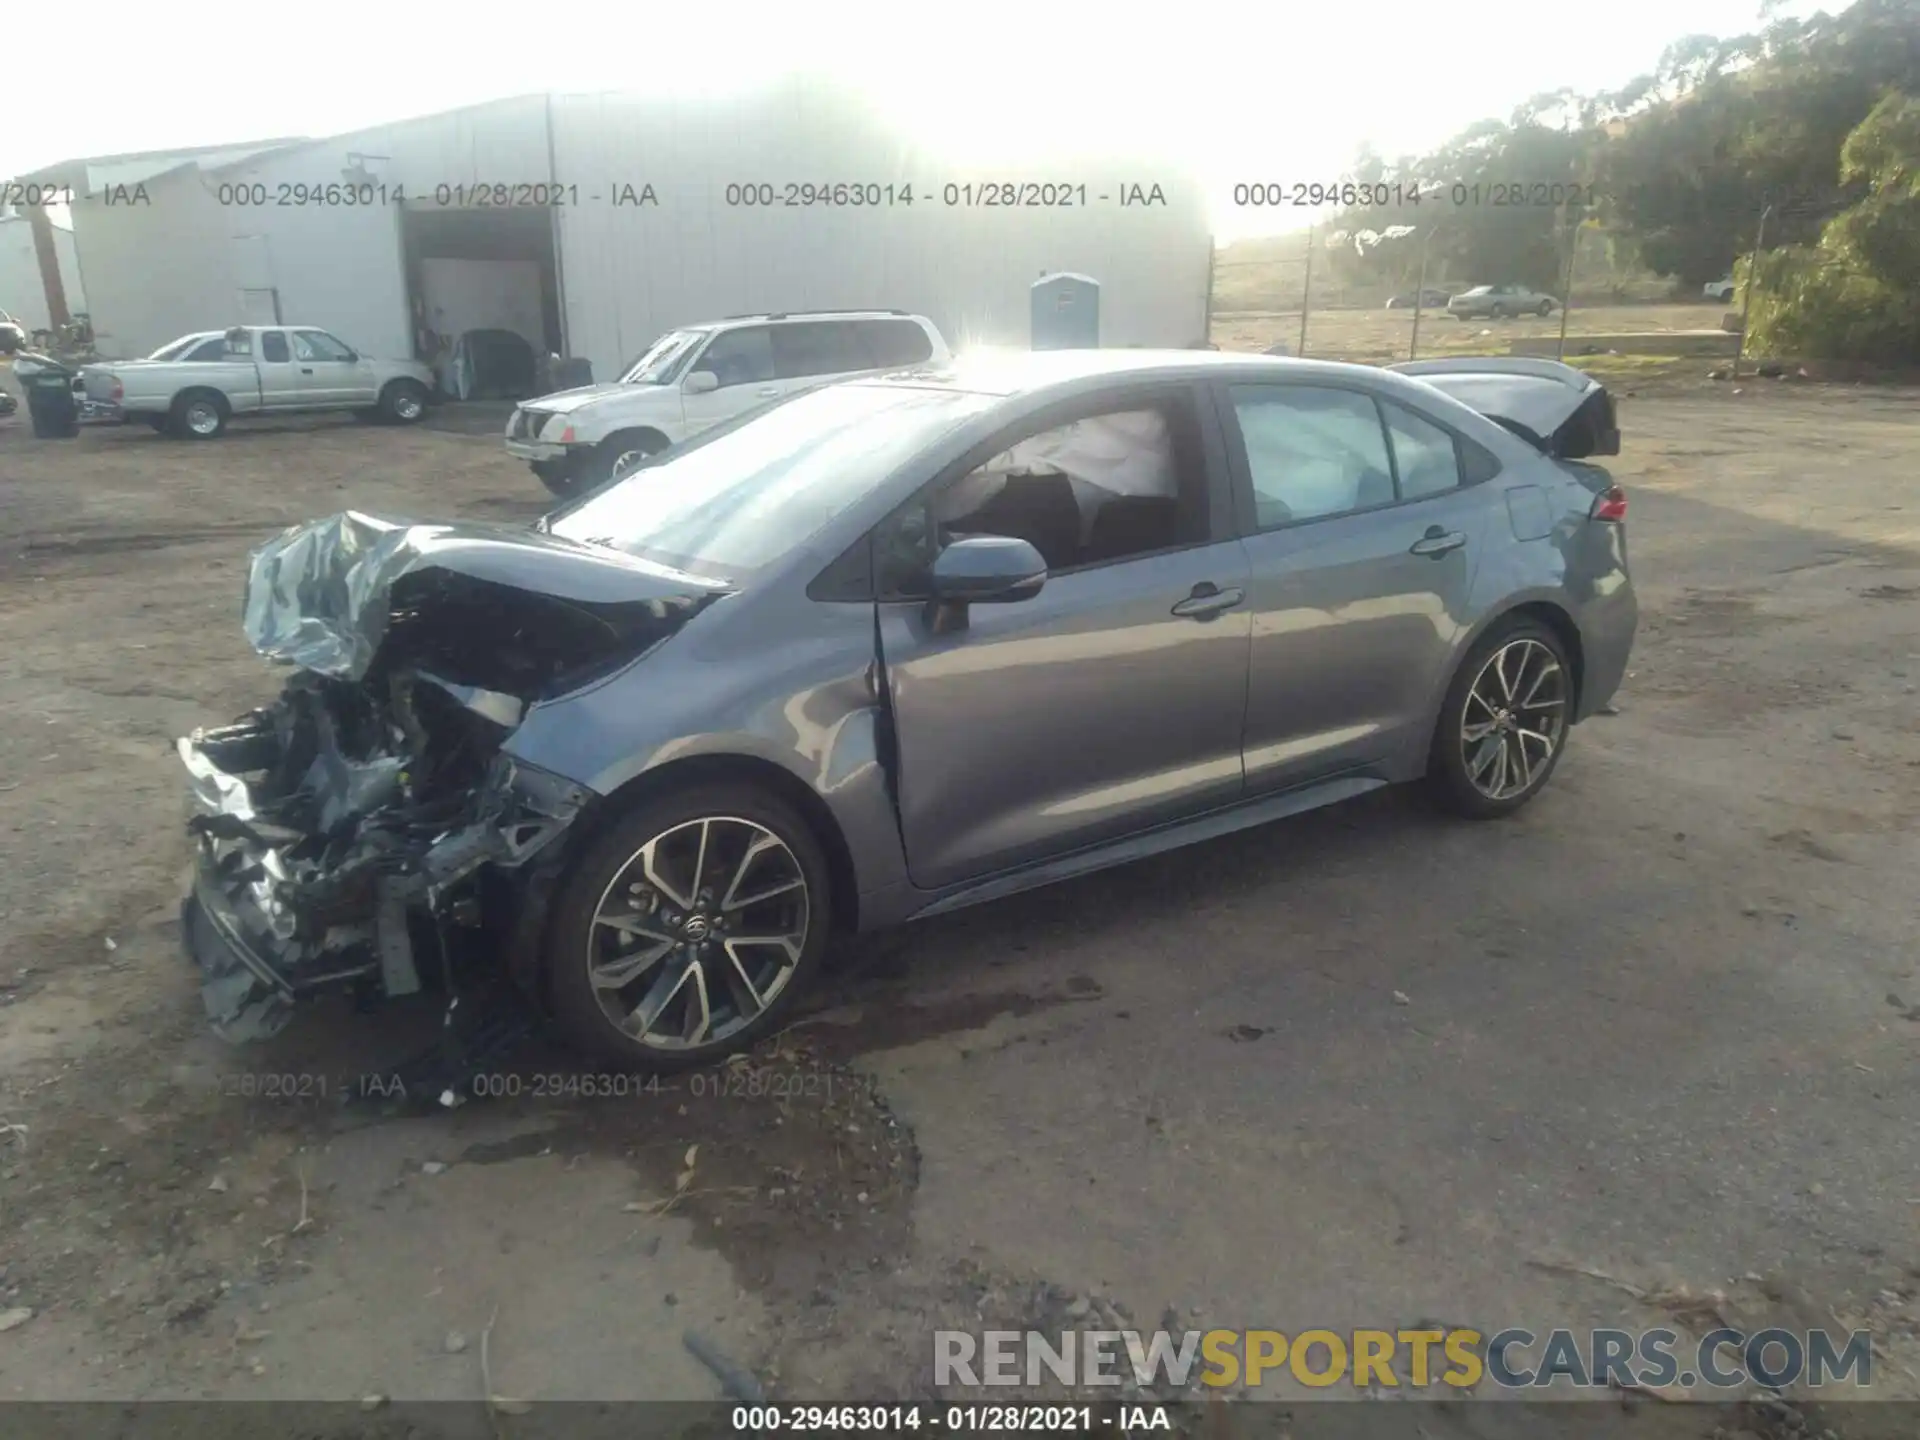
1204, 220, 1739, 374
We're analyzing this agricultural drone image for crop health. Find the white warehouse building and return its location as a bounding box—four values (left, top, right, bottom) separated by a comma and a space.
32, 81, 1214, 384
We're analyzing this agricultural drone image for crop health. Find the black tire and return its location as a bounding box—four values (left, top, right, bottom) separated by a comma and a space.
1489, 304, 1510, 320
169, 389, 228, 439
545, 781, 834, 1071
531, 458, 582, 500
591, 430, 669, 486
1536, 299, 1553, 316
1425, 616, 1574, 820
378, 379, 429, 424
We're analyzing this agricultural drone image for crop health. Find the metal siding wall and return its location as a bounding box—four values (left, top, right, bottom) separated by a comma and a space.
225, 97, 558, 362
68, 171, 234, 358
551, 79, 1210, 381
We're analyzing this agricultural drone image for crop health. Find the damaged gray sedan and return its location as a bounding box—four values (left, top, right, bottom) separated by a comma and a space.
179, 350, 1634, 1070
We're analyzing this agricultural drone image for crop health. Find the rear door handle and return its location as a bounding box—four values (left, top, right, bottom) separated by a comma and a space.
1410, 526, 1467, 558
1171, 582, 1245, 620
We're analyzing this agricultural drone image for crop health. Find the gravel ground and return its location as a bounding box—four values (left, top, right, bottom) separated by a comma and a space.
0, 381, 1916, 1433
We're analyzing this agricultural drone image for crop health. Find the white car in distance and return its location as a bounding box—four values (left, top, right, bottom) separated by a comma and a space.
505, 310, 950, 496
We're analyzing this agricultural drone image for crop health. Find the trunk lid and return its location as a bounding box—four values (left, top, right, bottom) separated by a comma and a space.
1389, 356, 1620, 459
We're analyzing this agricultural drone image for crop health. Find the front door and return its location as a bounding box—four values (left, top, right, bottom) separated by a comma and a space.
876, 388, 1251, 890
1220, 380, 1489, 792
291, 329, 378, 406
680, 325, 781, 436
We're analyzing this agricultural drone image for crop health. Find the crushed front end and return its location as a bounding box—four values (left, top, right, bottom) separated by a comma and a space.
177, 511, 722, 1043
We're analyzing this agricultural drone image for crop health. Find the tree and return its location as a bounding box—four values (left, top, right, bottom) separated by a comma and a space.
1746, 92, 1920, 363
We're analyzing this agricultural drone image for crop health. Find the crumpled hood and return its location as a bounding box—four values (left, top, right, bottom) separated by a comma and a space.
1389, 357, 1620, 458
242, 511, 729, 683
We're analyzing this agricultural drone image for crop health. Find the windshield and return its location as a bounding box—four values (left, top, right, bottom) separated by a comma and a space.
547, 382, 997, 578
618, 329, 707, 385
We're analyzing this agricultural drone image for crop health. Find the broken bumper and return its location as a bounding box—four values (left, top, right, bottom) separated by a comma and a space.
177, 721, 591, 1044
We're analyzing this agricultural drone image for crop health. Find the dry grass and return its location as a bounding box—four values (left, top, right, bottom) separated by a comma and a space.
1211, 302, 1736, 365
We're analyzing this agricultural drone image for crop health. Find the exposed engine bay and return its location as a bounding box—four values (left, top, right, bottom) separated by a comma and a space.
179, 511, 723, 1046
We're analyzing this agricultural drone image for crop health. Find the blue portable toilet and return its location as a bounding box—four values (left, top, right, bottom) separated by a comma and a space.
1030, 272, 1100, 349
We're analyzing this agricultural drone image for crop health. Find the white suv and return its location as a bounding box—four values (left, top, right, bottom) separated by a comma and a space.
506, 310, 950, 495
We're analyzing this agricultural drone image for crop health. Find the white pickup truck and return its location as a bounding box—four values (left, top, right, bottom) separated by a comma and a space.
82, 325, 436, 438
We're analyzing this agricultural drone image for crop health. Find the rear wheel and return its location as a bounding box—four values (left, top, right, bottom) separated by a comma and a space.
545, 782, 833, 1071
1490, 303, 1510, 320
1536, 299, 1553, 316
1426, 618, 1573, 819
169, 390, 228, 439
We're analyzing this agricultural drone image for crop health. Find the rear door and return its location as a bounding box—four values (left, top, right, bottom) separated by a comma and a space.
680, 324, 779, 434
291, 329, 378, 406
1220, 380, 1494, 793
770, 320, 878, 391
252, 329, 303, 409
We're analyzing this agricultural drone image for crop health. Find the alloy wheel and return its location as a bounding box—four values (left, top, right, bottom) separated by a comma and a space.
393, 391, 423, 420
585, 815, 810, 1050
1460, 637, 1567, 802
186, 402, 221, 436
610, 444, 659, 480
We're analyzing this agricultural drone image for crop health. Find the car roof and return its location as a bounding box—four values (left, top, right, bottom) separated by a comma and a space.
717, 310, 926, 327
845, 347, 1415, 399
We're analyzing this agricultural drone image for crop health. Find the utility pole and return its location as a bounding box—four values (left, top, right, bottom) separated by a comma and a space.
1733, 196, 1773, 380
1297, 223, 1314, 356
1555, 202, 1578, 362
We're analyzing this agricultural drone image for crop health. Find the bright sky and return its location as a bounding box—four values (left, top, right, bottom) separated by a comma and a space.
7, 0, 1841, 241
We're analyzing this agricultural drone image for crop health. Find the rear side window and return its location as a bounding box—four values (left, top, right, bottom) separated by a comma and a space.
185, 338, 228, 362
259, 330, 290, 363
1229, 384, 1396, 528
771, 321, 869, 380
1380, 400, 1462, 499
854, 318, 934, 367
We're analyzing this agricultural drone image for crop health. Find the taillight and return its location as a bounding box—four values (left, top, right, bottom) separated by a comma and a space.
110, 378, 124, 402
1590, 485, 1627, 522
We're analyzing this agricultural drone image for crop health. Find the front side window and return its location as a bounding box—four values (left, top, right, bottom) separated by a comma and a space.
693, 327, 776, 388
1229, 385, 1395, 528
547, 382, 996, 578
874, 397, 1208, 597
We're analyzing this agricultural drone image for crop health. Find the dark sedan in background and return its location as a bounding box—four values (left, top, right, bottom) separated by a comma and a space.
176, 349, 1634, 1071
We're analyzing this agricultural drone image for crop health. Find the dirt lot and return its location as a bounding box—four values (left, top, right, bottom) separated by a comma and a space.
0, 377, 1918, 1426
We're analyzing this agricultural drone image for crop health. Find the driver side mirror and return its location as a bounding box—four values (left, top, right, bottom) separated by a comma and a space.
683, 370, 718, 395
929, 535, 1047, 604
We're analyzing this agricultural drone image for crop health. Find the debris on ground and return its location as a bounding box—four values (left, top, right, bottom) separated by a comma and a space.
684, 1328, 766, 1403
0, 1307, 34, 1333
445, 1330, 468, 1354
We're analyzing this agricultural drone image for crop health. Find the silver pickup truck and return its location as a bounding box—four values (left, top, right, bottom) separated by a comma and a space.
82, 325, 435, 438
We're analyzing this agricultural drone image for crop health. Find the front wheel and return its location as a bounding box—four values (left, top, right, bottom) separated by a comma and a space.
379, 379, 429, 423
545, 783, 833, 1071
1426, 618, 1573, 819
591, 430, 669, 486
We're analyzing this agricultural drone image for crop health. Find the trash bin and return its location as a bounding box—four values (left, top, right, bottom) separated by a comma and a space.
14, 352, 80, 439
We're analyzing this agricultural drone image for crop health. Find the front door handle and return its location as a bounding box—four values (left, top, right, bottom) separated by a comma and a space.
1171, 582, 1245, 620
300, 367, 313, 375
1410, 526, 1467, 558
